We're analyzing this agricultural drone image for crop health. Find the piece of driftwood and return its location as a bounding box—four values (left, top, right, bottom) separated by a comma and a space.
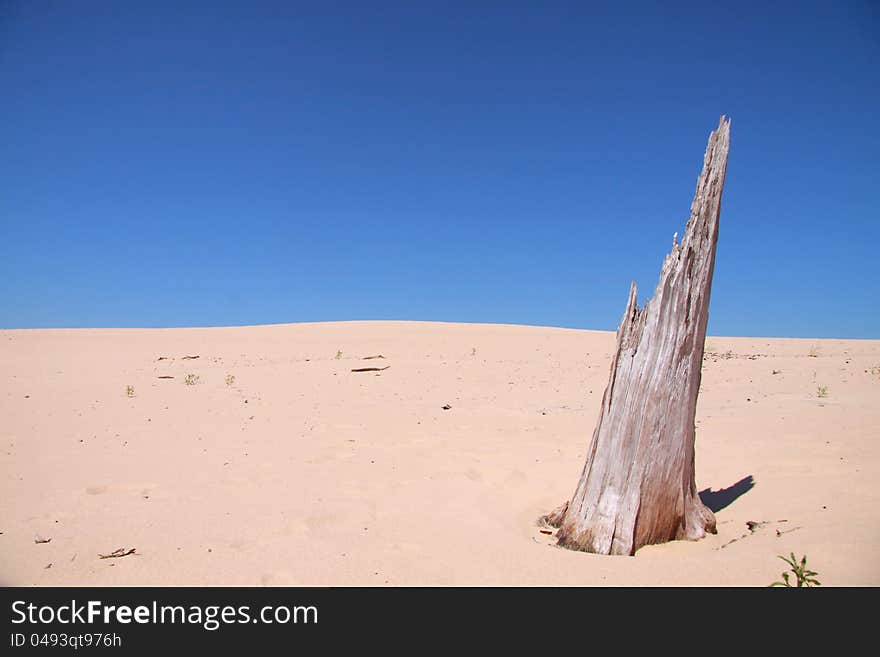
362, 355, 385, 360
157, 376, 174, 379
181, 355, 200, 360
542, 117, 730, 556
98, 548, 137, 559
351, 366, 390, 372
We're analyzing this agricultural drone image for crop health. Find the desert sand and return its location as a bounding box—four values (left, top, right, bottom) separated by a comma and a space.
1, 320, 878, 586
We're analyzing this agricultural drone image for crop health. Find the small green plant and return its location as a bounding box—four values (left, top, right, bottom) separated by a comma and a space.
125, 385, 135, 398
335, 350, 343, 360
184, 374, 199, 386
225, 374, 235, 386
771, 553, 821, 587
817, 385, 828, 398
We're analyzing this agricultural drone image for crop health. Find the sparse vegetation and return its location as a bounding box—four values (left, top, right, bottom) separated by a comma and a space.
125, 385, 135, 398
771, 553, 821, 587
817, 385, 828, 398
335, 350, 343, 360
471, 347, 477, 356
225, 374, 235, 386
808, 345, 820, 358
184, 374, 199, 386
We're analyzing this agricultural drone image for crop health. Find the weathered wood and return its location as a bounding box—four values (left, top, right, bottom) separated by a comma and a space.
543, 116, 731, 556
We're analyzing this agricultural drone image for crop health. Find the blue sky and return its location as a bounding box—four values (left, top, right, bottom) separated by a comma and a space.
1, 1, 878, 337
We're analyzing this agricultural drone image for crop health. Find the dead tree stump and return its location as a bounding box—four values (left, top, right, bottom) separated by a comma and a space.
543, 116, 731, 556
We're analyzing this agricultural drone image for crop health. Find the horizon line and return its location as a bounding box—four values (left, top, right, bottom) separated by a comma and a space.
1, 318, 877, 341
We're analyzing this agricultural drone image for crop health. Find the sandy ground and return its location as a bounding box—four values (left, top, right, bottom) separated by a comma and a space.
1, 321, 878, 586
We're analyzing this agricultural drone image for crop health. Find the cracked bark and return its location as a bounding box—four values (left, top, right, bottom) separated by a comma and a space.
542, 116, 731, 556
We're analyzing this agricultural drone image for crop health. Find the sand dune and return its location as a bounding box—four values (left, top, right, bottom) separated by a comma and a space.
1, 321, 878, 586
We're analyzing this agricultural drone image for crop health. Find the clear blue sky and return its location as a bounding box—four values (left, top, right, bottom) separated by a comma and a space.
2, 1, 878, 337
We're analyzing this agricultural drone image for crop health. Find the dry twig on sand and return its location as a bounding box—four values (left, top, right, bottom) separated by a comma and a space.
351, 366, 390, 373
98, 548, 137, 559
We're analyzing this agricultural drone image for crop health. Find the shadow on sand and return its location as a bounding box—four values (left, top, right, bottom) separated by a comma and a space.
699, 475, 755, 512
